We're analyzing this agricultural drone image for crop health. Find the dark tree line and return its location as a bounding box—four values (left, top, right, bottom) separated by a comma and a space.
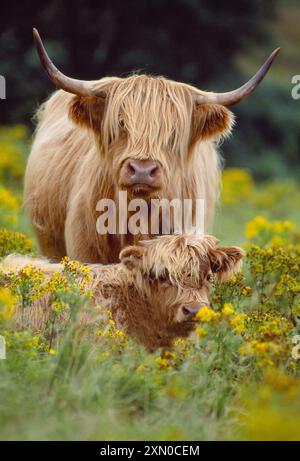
0, 0, 276, 123
2, 0, 300, 179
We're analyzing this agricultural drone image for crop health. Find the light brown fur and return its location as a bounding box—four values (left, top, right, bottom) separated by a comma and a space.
24, 75, 234, 263
3, 235, 243, 351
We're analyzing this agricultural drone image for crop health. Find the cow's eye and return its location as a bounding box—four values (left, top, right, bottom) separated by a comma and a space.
206, 273, 213, 282
159, 275, 167, 283
149, 269, 156, 281
159, 269, 171, 284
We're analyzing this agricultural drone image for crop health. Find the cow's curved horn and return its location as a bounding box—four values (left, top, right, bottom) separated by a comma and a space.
33, 28, 106, 98
195, 48, 280, 106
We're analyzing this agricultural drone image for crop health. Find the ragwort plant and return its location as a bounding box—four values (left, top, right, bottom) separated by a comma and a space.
1, 161, 300, 440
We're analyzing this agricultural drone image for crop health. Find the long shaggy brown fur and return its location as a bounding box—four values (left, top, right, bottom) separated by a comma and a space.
24, 75, 234, 263
3, 235, 243, 351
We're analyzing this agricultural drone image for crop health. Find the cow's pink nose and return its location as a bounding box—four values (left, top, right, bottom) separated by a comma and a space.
125, 159, 161, 187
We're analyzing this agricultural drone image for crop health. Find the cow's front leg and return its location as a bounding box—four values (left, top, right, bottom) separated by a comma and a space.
65, 203, 121, 264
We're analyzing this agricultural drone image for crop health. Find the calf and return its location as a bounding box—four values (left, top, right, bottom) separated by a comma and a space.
3, 235, 244, 350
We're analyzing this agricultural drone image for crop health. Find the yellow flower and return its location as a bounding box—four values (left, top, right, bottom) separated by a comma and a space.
195, 306, 219, 323
222, 168, 254, 206
221, 303, 235, 317
258, 318, 291, 339
241, 286, 252, 296
172, 338, 186, 347
239, 340, 281, 364
114, 329, 125, 337
273, 220, 294, 234
195, 326, 207, 338
269, 236, 286, 247
0, 125, 28, 180
155, 356, 171, 370
245, 216, 270, 239
264, 368, 300, 395
164, 350, 176, 359
228, 275, 237, 285
0, 287, 16, 322
48, 348, 56, 356
0, 187, 20, 227
230, 314, 246, 334
0, 187, 19, 210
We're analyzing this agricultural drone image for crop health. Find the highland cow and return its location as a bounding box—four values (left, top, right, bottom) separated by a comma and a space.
3, 235, 244, 350
24, 29, 279, 263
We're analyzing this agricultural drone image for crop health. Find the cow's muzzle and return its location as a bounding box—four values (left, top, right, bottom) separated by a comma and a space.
119, 159, 163, 196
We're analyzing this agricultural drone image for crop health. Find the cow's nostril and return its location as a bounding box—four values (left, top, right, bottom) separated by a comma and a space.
150, 166, 159, 177
127, 162, 136, 176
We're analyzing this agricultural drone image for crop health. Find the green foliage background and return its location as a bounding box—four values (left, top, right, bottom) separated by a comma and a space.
1, 0, 300, 178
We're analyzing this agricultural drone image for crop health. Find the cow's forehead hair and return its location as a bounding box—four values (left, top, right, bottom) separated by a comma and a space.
100, 74, 197, 158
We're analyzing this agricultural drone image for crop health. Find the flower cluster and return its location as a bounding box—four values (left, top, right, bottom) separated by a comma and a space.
1, 158, 300, 440
235, 368, 300, 440
97, 310, 128, 354
245, 215, 295, 245
0, 229, 32, 257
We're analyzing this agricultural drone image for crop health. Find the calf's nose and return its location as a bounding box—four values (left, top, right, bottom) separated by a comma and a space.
180, 302, 209, 321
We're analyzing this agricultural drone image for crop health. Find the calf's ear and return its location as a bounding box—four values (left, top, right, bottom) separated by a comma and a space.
192, 103, 234, 142
69, 95, 105, 131
120, 246, 146, 270
208, 246, 245, 282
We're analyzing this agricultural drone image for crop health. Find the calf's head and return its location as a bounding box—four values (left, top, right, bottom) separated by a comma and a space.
117, 235, 244, 350
33, 29, 279, 200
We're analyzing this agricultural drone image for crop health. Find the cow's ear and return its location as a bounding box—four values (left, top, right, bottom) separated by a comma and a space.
120, 246, 146, 270
208, 246, 244, 282
192, 103, 234, 142
69, 95, 105, 130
